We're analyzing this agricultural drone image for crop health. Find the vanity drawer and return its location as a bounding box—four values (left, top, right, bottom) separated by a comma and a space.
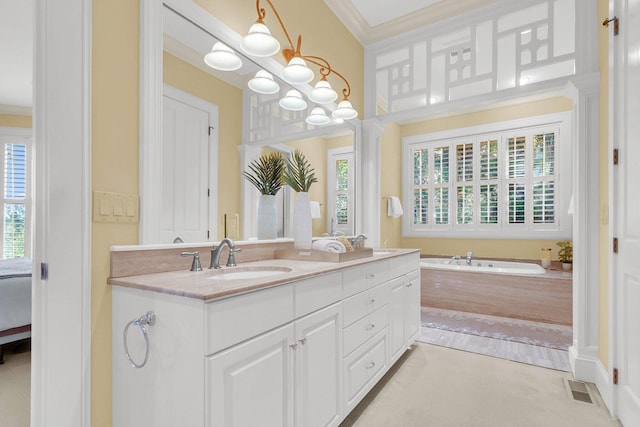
342, 281, 389, 327
342, 260, 389, 298
205, 283, 294, 355
344, 328, 388, 411
294, 272, 342, 318
388, 252, 420, 280
343, 305, 389, 356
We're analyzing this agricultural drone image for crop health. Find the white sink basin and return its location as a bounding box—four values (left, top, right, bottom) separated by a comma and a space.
207, 266, 292, 280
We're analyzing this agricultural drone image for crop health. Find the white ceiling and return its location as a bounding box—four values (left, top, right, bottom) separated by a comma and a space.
0, 0, 501, 111
0, 0, 33, 110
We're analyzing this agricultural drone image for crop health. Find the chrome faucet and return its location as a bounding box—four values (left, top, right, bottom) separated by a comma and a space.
446, 255, 461, 264
351, 234, 368, 248
466, 251, 473, 266
209, 238, 241, 269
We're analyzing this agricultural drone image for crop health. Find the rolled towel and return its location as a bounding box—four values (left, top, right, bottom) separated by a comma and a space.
387, 196, 404, 217
312, 239, 346, 253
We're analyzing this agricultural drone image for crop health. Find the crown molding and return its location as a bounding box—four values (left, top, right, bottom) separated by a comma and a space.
0, 104, 32, 116
324, 0, 501, 45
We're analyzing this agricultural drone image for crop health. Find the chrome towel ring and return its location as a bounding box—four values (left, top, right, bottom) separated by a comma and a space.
123, 311, 156, 368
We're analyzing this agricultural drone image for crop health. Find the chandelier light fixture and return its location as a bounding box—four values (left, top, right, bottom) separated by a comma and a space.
241, 0, 358, 122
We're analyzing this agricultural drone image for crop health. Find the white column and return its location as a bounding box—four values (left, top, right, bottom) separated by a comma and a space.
237, 144, 263, 240
564, 74, 601, 379
358, 119, 386, 247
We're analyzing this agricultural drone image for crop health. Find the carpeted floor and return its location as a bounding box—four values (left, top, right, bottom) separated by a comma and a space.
421, 307, 573, 350
341, 343, 620, 427
0, 341, 30, 427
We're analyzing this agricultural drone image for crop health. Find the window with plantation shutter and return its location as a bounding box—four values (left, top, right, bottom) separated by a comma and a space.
403, 114, 570, 239
0, 131, 31, 259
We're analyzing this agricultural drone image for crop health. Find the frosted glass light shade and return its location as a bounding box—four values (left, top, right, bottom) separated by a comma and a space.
241, 22, 280, 57
282, 57, 314, 85
248, 70, 280, 94
309, 79, 338, 104
305, 107, 330, 126
279, 90, 307, 111
331, 99, 358, 120
204, 42, 243, 71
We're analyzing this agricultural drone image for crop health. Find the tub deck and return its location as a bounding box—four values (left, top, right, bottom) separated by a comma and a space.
421, 266, 572, 326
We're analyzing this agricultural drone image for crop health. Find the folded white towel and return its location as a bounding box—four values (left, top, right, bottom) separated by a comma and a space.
387, 196, 404, 217
309, 201, 322, 219
312, 239, 346, 253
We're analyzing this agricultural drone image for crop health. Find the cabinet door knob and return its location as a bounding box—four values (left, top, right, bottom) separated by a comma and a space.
365, 361, 376, 369
289, 343, 298, 350
366, 298, 376, 305
298, 337, 307, 345
365, 324, 375, 331
366, 274, 375, 279
406, 282, 413, 287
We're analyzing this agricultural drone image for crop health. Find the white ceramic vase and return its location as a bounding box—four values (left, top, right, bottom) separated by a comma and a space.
257, 194, 277, 240
293, 192, 312, 250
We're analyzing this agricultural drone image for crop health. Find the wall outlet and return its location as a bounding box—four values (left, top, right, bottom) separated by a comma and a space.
226, 214, 240, 239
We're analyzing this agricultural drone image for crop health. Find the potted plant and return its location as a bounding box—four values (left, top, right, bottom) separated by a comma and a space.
556, 240, 573, 270
242, 152, 285, 240
283, 149, 318, 249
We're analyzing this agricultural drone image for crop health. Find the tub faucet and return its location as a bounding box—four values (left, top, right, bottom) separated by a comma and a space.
447, 255, 461, 264
210, 238, 241, 269
351, 234, 367, 248
466, 251, 473, 266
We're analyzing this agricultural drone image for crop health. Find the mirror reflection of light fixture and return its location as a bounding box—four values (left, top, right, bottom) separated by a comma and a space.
279, 89, 307, 111
204, 42, 243, 71
248, 70, 280, 94
305, 107, 331, 126
239, 0, 358, 121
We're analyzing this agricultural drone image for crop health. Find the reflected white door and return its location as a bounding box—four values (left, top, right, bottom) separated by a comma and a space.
614, 0, 640, 424
161, 86, 218, 243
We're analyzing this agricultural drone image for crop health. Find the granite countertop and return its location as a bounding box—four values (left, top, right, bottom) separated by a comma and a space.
108, 248, 418, 301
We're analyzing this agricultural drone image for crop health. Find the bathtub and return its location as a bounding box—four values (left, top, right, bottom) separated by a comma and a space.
420, 257, 572, 325
420, 258, 545, 275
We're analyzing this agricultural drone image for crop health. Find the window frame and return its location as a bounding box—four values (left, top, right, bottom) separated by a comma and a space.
0, 127, 32, 258
327, 146, 355, 236
402, 112, 572, 239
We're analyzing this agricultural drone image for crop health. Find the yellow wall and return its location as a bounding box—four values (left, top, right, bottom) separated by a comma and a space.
387, 97, 574, 260
163, 52, 243, 240
194, 0, 364, 118
91, 1, 140, 426
0, 113, 32, 128
597, 0, 610, 369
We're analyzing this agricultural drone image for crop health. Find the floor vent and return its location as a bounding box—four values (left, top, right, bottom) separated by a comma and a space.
564, 379, 594, 405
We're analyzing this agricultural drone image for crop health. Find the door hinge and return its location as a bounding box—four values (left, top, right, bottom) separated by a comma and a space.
613, 148, 619, 165
208, 188, 210, 197
613, 237, 619, 254
603, 17, 619, 36
208, 126, 215, 136
613, 368, 619, 385
207, 230, 210, 239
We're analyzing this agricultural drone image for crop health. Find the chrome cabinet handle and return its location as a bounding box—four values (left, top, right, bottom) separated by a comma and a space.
365, 361, 376, 369
289, 343, 298, 350
298, 337, 307, 345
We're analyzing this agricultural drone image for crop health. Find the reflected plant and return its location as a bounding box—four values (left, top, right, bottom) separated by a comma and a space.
242, 152, 286, 196
283, 149, 317, 193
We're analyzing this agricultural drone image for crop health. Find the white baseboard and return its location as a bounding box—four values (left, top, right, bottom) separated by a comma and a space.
569, 346, 615, 416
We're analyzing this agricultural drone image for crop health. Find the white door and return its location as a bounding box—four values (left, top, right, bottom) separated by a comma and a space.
327, 147, 354, 236
160, 86, 218, 243
294, 303, 343, 427
207, 323, 295, 427
613, 0, 640, 424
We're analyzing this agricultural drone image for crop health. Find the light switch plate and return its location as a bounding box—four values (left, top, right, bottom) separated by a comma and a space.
226, 213, 240, 239
93, 191, 139, 223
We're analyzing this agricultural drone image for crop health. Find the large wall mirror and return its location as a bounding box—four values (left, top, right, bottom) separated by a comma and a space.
139, 1, 358, 244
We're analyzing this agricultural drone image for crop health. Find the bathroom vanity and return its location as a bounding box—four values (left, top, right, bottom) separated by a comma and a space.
109, 242, 419, 427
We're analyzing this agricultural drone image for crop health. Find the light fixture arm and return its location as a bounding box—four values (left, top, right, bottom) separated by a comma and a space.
254, 0, 352, 101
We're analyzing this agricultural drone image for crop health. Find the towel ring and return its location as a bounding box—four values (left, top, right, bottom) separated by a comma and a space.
123, 311, 156, 368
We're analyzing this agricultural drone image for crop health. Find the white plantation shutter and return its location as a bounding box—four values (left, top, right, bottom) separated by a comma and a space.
1, 140, 30, 259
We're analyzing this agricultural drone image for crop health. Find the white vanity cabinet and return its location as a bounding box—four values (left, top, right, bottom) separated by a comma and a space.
112, 251, 419, 427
